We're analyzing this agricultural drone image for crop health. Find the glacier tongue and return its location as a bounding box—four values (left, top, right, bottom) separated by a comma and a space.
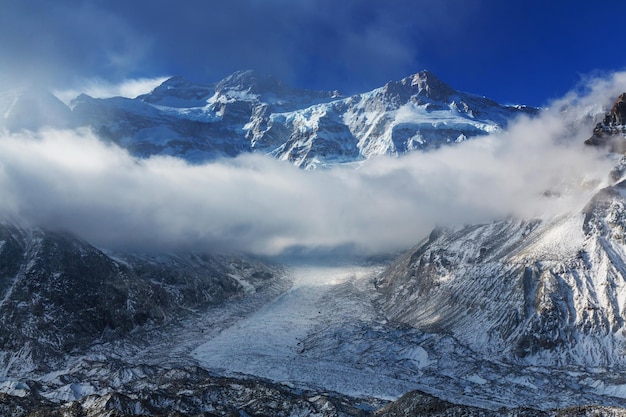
190, 264, 425, 400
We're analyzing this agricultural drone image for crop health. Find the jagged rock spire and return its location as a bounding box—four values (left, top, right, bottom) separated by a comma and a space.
584, 92, 626, 152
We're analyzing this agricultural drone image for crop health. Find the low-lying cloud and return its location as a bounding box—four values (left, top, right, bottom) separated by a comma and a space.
0, 74, 624, 257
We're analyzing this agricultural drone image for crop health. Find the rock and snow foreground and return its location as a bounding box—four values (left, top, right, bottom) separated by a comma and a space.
6, 260, 626, 416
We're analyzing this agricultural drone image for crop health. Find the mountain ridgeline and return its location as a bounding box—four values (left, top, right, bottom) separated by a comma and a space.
0, 70, 537, 169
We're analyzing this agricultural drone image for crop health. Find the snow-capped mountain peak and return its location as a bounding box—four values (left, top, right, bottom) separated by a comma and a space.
402, 70, 457, 100
138, 76, 215, 108
0, 70, 538, 168
216, 69, 284, 94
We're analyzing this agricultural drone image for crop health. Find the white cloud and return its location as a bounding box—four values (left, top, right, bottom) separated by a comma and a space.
54, 76, 170, 104
0, 73, 624, 257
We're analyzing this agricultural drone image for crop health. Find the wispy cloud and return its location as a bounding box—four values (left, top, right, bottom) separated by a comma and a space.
0, 0, 151, 90
54, 77, 170, 104
0, 0, 481, 94
0, 73, 623, 257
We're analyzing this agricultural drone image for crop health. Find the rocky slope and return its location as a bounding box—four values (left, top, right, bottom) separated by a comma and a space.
375, 390, 626, 417
0, 222, 281, 376
0, 365, 383, 417
376, 94, 626, 371
0, 70, 536, 169
1, 369, 625, 416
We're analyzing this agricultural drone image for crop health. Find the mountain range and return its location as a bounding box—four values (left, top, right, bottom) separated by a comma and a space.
1, 70, 537, 169
3, 71, 626, 416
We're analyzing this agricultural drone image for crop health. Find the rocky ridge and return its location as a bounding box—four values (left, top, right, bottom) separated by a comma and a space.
375, 390, 626, 417
0, 365, 383, 417
79, 70, 537, 169
2, 370, 626, 417
585, 92, 626, 152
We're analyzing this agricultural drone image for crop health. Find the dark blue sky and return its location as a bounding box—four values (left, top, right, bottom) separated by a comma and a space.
2, 0, 625, 107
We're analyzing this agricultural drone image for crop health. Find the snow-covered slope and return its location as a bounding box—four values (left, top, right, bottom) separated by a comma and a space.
69, 71, 342, 164
63, 70, 536, 168
259, 71, 537, 168
376, 97, 626, 371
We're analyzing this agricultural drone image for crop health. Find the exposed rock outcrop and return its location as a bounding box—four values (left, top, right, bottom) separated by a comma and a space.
585, 92, 626, 152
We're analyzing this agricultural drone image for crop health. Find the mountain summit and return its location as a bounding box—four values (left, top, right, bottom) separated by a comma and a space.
390, 70, 457, 101
1, 70, 537, 168
89, 70, 538, 168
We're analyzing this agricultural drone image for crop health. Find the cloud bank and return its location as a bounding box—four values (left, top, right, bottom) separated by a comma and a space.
0, 74, 624, 257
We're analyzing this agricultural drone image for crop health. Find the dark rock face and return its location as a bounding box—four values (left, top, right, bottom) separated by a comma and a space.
608, 93, 626, 126
0, 222, 280, 373
0, 365, 383, 417
374, 390, 626, 417
585, 92, 626, 152
3, 370, 626, 417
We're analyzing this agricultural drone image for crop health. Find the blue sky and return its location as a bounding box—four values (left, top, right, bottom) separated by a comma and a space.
2, 0, 626, 107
